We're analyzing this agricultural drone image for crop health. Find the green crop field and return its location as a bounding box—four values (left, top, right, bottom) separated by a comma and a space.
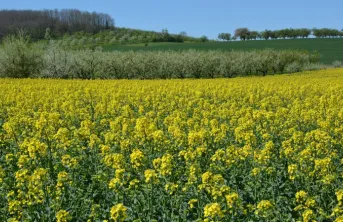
103, 38, 343, 64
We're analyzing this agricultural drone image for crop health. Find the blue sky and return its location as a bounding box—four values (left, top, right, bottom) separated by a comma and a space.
1, 0, 342, 39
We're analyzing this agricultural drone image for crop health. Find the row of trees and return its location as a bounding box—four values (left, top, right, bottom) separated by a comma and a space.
218, 28, 343, 41
312, 28, 343, 38
0, 9, 114, 40
0, 32, 322, 79
52, 29, 206, 49
50, 28, 207, 49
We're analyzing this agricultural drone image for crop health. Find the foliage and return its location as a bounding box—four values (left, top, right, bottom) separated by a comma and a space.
303, 63, 327, 71
333, 60, 342, 68
1, 69, 343, 221
0, 9, 114, 40
234, 28, 250, 41
285, 62, 303, 73
313, 28, 342, 38
200, 35, 209, 42
0, 34, 329, 79
41, 42, 75, 78
39, 48, 319, 79
232, 27, 342, 41
218, 33, 231, 41
0, 31, 43, 78
50, 28, 201, 48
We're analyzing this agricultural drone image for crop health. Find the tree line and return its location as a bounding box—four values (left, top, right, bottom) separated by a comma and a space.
0, 9, 114, 40
0, 32, 323, 79
0, 9, 206, 44
218, 28, 343, 41
46, 28, 206, 50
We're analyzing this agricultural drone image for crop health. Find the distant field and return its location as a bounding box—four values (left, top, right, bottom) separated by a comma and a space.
103, 38, 343, 64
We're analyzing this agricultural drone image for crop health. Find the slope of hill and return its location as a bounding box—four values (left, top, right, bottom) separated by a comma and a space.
103, 38, 343, 64
0, 9, 114, 40
0, 9, 200, 43
52, 28, 200, 47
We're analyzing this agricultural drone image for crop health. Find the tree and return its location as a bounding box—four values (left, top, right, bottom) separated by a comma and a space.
312, 28, 322, 38
200, 35, 209, 42
300, 28, 311, 38
234, 28, 250, 41
0, 30, 43, 78
248, 31, 259, 40
161, 29, 170, 41
44, 28, 51, 40
312, 28, 340, 38
270, 31, 279, 39
0, 9, 115, 40
278, 29, 290, 39
330, 29, 340, 38
179, 31, 187, 37
260, 30, 272, 40
218, 33, 231, 41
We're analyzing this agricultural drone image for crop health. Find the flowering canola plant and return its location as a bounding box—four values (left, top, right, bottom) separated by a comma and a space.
1, 69, 343, 221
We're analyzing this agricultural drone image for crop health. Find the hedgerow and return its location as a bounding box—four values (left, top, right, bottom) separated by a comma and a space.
0, 34, 322, 79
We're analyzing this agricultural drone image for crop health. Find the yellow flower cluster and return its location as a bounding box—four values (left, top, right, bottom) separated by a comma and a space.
56, 210, 71, 222
255, 200, 274, 218
1, 69, 343, 221
110, 204, 128, 222
204, 202, 224, 220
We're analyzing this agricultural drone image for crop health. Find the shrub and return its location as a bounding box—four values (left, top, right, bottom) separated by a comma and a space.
42, 43, 74, 78
202, 51, 221, 78
332, 60, 342, 68
0, 37, 323, 79
0, 30, 43, 78
73, 49, 102, 79
303, 63, 326, 71
285, 62, 303, 73
62, 50, 322, 79
185, 51, 205, 78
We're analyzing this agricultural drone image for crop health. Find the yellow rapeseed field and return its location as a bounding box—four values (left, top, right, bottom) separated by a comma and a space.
1, 69, 343, 221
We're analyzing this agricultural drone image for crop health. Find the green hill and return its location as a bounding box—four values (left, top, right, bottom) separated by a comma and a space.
103, 38, 343, 64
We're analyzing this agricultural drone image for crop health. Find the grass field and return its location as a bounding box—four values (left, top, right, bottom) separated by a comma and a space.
103, 38, 343, 64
